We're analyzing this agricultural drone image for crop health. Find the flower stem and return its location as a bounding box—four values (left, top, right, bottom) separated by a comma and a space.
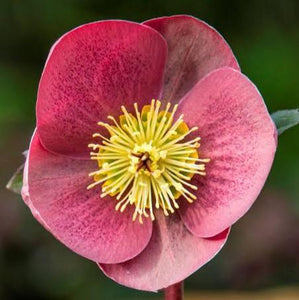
164, 281, 184, 300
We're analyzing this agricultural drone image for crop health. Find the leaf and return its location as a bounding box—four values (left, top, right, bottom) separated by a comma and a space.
271, 109, 299, 135
6, 150, 28, 195
6, 163, 24, 194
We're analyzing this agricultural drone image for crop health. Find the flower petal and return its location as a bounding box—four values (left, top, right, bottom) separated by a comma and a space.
22, 129, 52, 232
143, 15, 239, 103
37, 20, 167, 157
100, 211, 229, 292
23, 131, 153, 263
177, 67, 277, 237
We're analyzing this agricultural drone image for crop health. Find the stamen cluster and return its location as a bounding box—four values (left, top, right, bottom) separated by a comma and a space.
88, 100, 209, 223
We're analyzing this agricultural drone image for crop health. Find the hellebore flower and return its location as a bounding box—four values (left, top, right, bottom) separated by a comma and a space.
22, 15, 277, 291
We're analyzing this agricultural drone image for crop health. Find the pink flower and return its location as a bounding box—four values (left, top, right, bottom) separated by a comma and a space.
22, 15, 277, 291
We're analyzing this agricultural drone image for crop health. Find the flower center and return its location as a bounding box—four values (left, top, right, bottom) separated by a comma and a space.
88, 100, 209, 223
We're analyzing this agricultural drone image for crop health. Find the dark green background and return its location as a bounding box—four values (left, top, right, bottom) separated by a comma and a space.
0, 0, 298, 299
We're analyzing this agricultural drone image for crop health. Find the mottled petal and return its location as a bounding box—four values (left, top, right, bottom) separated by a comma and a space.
37, 20, 167, 157
22, 130, 52, 232
100, 211, 229, 292
23, 131, 152, 263
144, 15, 239, 103
177, 67, 277, 237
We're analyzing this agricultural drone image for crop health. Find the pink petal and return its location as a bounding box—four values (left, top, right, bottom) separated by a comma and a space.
177, 67, 277, 237
23, 131, 153, 263
100, 211, 229, 292
143, 15, 239, 103
37, 20, 167, 158
22, 129, 52, 232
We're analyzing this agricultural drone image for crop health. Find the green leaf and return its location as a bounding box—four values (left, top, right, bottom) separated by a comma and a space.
271, 109, 299, 135
6, 163, 24, 194
6, 150, 28, 195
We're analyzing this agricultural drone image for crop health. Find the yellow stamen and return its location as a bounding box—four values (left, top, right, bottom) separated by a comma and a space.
88, 100, 209, 223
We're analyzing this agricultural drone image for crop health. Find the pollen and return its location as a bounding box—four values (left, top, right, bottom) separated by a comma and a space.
88, 100, 209, 223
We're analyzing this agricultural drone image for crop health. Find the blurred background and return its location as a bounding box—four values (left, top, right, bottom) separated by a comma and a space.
0, 0, 298, 299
